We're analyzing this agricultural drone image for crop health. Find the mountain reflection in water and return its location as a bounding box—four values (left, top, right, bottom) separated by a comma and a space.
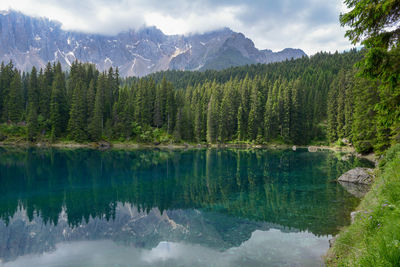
0, 148, 374, 266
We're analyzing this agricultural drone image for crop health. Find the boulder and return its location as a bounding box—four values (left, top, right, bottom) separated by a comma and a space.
338, 167, 374, 185
97, 141, 111, 150
308, 146, 318, 152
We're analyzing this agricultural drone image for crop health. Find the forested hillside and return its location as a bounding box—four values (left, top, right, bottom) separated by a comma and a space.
0, 48, 389, 150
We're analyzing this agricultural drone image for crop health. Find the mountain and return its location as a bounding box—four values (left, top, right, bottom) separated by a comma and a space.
0, 10, 307, 77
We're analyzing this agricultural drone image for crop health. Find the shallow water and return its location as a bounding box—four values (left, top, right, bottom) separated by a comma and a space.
0, 148, 374, 266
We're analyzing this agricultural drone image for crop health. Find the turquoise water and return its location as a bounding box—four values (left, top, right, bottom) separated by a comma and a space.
0, 147, 373, 266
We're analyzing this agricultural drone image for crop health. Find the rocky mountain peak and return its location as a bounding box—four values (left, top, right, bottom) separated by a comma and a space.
0, 10, 307, 76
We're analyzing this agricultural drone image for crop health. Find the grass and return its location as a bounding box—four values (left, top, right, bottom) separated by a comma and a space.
327, 144, 400, 266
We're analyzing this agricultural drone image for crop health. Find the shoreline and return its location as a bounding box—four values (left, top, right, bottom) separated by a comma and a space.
0, 140, 358, 152
0, 140, 377, 163
325, 145, 399, 266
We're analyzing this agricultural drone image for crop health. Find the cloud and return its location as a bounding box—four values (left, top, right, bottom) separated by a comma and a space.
0, 0, 355, 55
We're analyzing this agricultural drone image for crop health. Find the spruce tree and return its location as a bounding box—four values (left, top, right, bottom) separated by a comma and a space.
0, 61, 14, 122
27, 67, 40, 140
68, 81, 88, 141
290, 79, 302, 144
40, 63, 53, 120
248, 83, 262, 141
282, 81, 292, 142
7, 70, 24, 123
237, 105, 245, 140
206, 94, 218, 143
86, 80, 96, 122
327, 78, 339, 143
89, 78, 104, 141
219, 84, 236, 141
352, 76, 379, 153
50, 65, 68, 139
27, 104, 38, 141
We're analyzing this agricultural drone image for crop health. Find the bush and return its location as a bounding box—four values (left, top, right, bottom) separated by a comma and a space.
0, 123, 27, 139
335, 138, 346, 147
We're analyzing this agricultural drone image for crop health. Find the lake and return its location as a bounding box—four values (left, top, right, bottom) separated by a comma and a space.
0, 147, 374, 267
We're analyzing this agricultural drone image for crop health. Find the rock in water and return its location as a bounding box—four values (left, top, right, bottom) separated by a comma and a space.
97, 141, 111, 150
329, 235, 338, 248
338, 181, 370, 198
308, 146, 318, 152
337, 167, 374, 185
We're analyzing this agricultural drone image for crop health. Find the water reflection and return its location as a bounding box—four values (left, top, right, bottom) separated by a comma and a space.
3, 231, 329, 267
0, 148, 373, 265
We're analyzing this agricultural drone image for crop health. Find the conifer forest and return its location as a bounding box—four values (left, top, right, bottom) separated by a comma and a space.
2, 48, 396, 154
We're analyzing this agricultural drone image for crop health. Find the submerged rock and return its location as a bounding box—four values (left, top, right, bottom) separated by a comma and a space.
337, 167, 374, 185
338, 181, 370, 198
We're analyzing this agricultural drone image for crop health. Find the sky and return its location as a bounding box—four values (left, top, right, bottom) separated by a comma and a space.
0, 0, 353, 55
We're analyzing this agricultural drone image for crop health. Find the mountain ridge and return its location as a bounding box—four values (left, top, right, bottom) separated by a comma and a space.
0, 10, 307, 76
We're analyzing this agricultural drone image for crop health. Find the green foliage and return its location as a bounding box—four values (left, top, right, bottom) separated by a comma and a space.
340, 0, 400, 153
340, 0, 400, 48
379, 143, 400, 168
0, 123, 27, 140
130, 122, 171, 143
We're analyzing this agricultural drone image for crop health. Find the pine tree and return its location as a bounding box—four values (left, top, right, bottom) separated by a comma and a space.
27, 67, 40, 140
7, 70, 24, 123
0, 62, 4, 121
0, 61, 14, 122
206, 94, 219, 143
68, 81, 88, 141
50, 64, 68, 139
27, 104, 38, 141
327, 79, 338, 143
86, 80, 96, 122
219, 83, 238, 141
237, 105, 245, 140
248, 82, 262, 141
173, 108, 183, 141
88, 78, 104, 141
264, 80, 279, 141
282, 81, 292, 142
290, 79, 303, 144
336, 71, 346, 139
352, 76, 379, 153
165, 80, 176, 134
39, 62, 53, 120
153, 85, 163, 128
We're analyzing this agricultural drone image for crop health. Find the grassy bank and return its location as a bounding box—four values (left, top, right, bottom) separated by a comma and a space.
327, 144, 400, 266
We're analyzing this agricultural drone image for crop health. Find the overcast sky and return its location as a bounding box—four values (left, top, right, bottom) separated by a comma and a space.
0, 0, 353, 55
